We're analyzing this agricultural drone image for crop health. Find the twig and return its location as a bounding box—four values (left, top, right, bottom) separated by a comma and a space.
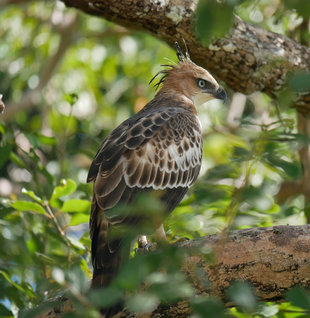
44, 201, 72, 267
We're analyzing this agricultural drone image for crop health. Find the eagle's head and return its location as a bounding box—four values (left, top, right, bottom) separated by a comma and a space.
151, 42, 227, 107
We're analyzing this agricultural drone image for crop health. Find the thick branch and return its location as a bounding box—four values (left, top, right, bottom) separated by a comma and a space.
182, 225, 310, 302
40, 225, 310, 317
61, 0, 310, 115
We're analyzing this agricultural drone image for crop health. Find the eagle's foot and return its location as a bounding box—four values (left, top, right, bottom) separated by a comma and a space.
135, 242, 154, 254
135, 235, 156, 254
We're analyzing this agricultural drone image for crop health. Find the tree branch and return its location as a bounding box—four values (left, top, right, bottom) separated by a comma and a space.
39, 225, 310, 317
61, 0, 310, 115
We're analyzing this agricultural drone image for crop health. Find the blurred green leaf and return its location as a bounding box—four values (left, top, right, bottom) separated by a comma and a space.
65, 266, 89, 293
196, 0, 245, 44
0, 144, 12, 167
191, 296, 228, 318
286, 287, 310, 311
288, 72, 310, 93
21, 188, 43, 204
50, 179, 77, 201
0, 303, 12, 316
65, 93, 79, 106
264, 154, 301, 179
205, 164, 240, 180
196, 1, 234, 44
89, 287, 123, 308
282, 0, 310, 18
37, 133, 57, 145
227, 281, 257, 313
10, 200, 45, 214
259, 304, 279, 317
0, 123, 5, 135
126, 292, 159, 314
9, 151, 26, 168
61, 199, 91, 213
0, 270, 26, 293
19, 300, 62, 318
35, 252, 56, 265
69, 213, 89, 226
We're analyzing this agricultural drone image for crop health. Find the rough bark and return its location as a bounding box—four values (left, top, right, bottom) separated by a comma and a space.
39, 225, 310, 317
61, 0, 310, 115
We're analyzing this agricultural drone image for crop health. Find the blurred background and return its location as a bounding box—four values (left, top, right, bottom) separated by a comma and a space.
0, 0, 310, 317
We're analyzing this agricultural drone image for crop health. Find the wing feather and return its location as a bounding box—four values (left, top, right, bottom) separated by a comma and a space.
89, 104, 203, 255
121, 114, 203, 190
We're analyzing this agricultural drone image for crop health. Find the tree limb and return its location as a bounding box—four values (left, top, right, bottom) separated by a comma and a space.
39, 225, 310, 317
61, 0, 310, 115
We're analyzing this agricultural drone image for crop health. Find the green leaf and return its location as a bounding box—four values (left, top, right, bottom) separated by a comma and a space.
69, 213, 89, 226
0, 303, 12, 316
0, 144, 12, 167
50, 179, 77, 201
22, 188, 43, 204
24, 133, 40, 148
35, 252, 56, 265
19, 300, 61, 318
126, 293, 159, 314
286, 287, 310, 311
196, 0, 239, 44
264, 155, 301, 179
65, 93, 79, 106
205, 164, 239, 180
89, 287, 123, 308
282, 0, 310, 18
227, 281, 257, 313
191, 296, 228, 318
259, 304, 279, 317
37, 133, 57, 145
10, 200, 46, 214
9, 151, 26, 168
60, 199, 91, 213
0, 270, 26, 293
288, 72, 310, 93
65, 266, 89, 293
0, 123, 5, 135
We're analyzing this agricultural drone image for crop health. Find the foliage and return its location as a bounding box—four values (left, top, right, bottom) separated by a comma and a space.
0, 0, 309, 317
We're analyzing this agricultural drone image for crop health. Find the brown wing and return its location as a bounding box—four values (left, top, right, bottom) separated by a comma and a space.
90, 109, 202, 217
89, 103, 202, 285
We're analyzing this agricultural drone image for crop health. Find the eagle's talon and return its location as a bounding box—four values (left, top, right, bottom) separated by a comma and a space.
143, 242, 153, 252
135, 242, 155, 255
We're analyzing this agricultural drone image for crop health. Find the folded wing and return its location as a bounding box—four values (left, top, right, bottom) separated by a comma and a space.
88, 104, 203, 277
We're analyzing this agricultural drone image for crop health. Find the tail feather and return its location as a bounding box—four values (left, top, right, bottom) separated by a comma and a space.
90, 209, 126, 317
91, 244, 123, 288
91, 214, 123, 287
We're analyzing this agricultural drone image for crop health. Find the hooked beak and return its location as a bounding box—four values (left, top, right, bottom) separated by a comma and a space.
214, 87, 227, 103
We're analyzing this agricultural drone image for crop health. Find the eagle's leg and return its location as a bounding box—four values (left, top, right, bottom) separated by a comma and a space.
135, 235, 153, 254
155, 224, 189, 244
154, 224, 167, 243
135, 224, 167, 254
